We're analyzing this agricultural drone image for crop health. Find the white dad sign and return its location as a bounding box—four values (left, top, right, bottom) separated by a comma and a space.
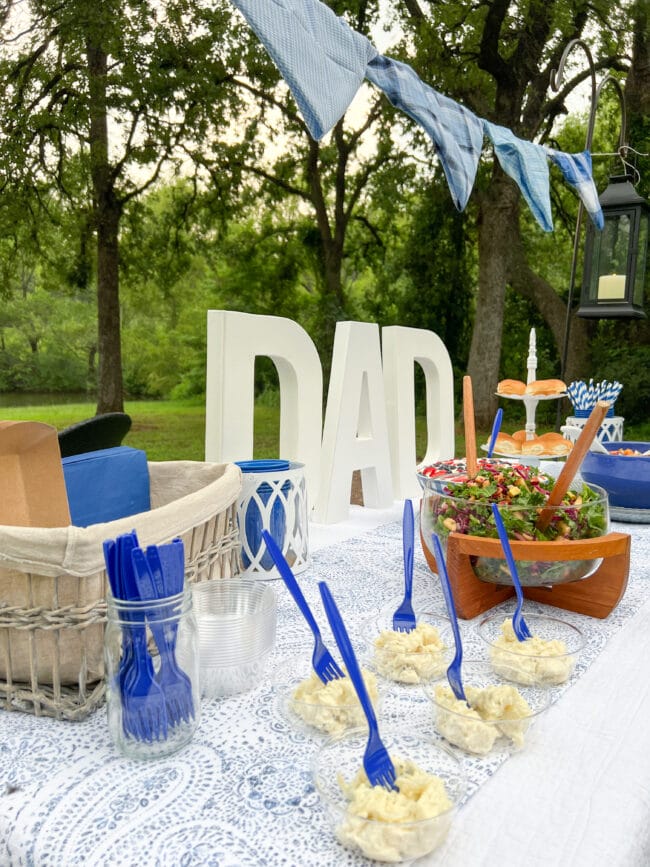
205, 310, 454, 524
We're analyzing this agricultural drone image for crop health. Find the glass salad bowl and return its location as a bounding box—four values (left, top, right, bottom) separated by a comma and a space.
273, 652, 381, 739
425, 661, 550, 756
313, 725, 466, 863
360, 610, 453, 685
476, 612, 585, 687
420, 464, 609, 587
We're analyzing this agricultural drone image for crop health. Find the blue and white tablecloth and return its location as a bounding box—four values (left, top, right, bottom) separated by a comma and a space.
1, 514, 650, 867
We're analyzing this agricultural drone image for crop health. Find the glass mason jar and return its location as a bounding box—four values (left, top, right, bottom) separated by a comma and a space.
105, 588, 200, 760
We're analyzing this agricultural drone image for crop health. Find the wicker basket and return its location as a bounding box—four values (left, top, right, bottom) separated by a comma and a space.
0, 461, 242, 721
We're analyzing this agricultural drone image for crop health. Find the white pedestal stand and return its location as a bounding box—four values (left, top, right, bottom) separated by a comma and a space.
562, 415, 624, 444
498, 328, 564, 441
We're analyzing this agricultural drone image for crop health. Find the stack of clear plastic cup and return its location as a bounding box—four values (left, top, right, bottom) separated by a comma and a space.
192, 579, 277, 698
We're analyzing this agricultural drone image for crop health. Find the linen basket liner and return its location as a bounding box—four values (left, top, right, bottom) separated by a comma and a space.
0, 461, 242, 705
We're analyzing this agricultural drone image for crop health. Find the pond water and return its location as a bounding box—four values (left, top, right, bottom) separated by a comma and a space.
0, 392, 91, 407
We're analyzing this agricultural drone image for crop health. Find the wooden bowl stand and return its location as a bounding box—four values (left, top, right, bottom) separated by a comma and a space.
420, 529, 631, 620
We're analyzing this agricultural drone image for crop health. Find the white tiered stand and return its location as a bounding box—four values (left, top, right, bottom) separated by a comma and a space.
497, 328, 624, 446
494, 328, 565, 445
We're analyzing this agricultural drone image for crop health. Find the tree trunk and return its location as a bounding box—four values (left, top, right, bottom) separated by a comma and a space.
317, 242, 346, 387
86, 39, 124, 414
626, 2, 650, 126
87, 344, 97, 381
95, 199, 123, 414
306, 132, 348, 384
467, 171, 520, 428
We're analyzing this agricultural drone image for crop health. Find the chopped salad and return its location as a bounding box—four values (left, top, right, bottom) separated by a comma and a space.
418, 457, 504, 480
424, 464, 608, 585
430, 464, 606, 542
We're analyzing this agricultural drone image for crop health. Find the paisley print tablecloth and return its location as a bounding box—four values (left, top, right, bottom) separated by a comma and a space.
2, 515, 649, 866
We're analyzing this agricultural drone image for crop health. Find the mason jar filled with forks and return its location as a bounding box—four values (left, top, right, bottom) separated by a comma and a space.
105, 587, 200, 760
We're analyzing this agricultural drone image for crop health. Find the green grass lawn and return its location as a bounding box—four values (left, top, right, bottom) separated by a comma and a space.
2, 399, 648, 463
0, 400, 287, 462
0, 399, 465, 462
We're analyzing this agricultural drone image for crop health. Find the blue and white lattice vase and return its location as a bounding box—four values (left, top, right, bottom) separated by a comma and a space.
235, 460, 310, 577
563, 415, 624, 444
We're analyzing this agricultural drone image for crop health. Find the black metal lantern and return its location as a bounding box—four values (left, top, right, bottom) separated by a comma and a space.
578, 174, 649, 319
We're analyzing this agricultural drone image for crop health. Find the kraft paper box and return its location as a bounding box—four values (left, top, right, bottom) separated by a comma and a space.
0, 420, 71, 527
62, 446, 151, 527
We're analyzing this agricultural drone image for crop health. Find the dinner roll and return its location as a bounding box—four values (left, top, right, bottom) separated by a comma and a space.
511, 430, 528, 443
521, 437, 545, 455
524, 379, 567, 396
497, 379, 526, 396
494, 433, 521, 455
536, 432, 573, 455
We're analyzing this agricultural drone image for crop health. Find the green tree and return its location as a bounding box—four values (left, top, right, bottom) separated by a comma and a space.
0, 178, 97, 391
0, 0, 245, 411
588, 0, 650, 424
215, 0, 413, 372
367, 177, 475, 389
117, 179, 314, 398
393, 0, 633, 425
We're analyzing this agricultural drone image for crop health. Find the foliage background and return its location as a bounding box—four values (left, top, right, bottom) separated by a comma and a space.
0, 0, 648, 424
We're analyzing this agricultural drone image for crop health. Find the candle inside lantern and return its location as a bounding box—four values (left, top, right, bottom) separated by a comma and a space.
597, 273, 626, 300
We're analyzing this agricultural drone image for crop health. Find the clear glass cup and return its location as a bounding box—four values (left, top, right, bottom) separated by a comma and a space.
192, 579, 277, 699
105, 588, 200, 760
313, 726, 466, 862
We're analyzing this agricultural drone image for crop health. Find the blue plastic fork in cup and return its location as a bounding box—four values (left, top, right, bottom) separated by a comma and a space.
104, 588, 200, 760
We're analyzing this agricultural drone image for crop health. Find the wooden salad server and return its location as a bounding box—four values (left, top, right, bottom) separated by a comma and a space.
463, 375, 478, 477
536, 400, 610, 531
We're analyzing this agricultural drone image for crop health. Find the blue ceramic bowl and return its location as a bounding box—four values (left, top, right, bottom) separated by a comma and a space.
581, 442, 650, 509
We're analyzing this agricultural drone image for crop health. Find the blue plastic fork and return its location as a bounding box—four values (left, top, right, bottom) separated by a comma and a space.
146, 540, 186, 670
155, 539, 185, 597
431, 534, 468, 704
131, 547, 195, 727
103, 538, 133, 738
490, 504, 532, 641
487, 408, 504, 458
262, 530, 344, 684
391, 499, 416, 633
118, 533, 169, 742
103, 535, 154, 684
319, 581, 398, 792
